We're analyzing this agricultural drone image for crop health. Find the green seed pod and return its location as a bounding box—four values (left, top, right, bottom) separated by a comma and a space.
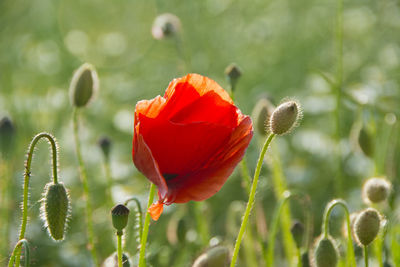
151, 13, 181, 40
224, 63, 242, 92
252, 97, 275, 135
41, 182, 70, 241
358, 124, 374, 158
192, 246, 230, 267
354, 208, 381, 246
269, 100, 301, 135
291, 220, 305, 249
362, 177, 391, 204
111, 204, 130, 233
102, 252, 131, 267
69, 63, 99, 108
313, 236, 338, 267
0, 116, 16, 155
98, 136, 112, 160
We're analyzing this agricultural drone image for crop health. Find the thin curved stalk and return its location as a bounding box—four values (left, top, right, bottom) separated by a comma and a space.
8, 239, 30, 267
14, 133, 59, 267
124, 197, 143, 244
230, 133, 275, 267
322, 199, 356, 267
138, 183, 156, 267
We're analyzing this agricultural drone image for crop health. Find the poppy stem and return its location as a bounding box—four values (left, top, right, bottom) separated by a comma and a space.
138, 183, 156, 267
321, 199, 356, 267
230, 133, 275, 267
72, 108, 98, 267
12, 132, 59, 267
117, 233, 123, 267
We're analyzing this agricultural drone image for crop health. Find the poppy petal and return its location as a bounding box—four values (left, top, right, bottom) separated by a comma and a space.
164, 74, 233, 105
132, 128, 168, 199
170, 90, 238, 128
148, 202, 164, 221
138, 114, 233, 177
165, 115, 253, 204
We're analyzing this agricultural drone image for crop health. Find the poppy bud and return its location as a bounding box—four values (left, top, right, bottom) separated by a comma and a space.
269, 100, 301, 135
252, 97, 275, 135
224, 63, 241, 91
290, 220, 305, 249
313, 236, 338, 267
0, 116, 15, 155
98, 136, 112, 160
151, 13, 181, 40
192, 246, 230, 267
111, 204, 130, 234
41, 182, 70, 241
102, 252, 131, 267
69, 63, 99, 108
358, 124, 374, 157
354, 208, 381, 246
362, 177, 391, 204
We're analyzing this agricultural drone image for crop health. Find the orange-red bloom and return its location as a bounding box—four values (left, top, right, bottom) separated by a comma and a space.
132, 74, 253, 220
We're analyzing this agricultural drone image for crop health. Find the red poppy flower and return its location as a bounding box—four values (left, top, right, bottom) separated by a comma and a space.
132, 73, 253, 220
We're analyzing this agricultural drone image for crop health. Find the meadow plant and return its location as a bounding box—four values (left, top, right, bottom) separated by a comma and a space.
8, 133, 70, 267
70, 63, 100, 266
354, 208, 382, 267
111, 204, 130, 267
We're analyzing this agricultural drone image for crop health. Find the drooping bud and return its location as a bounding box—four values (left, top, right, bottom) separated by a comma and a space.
98, 136, 112, 160
102, 252, 131, 267
151, 13, 181, 40
0, 116, 16, 155
354, 208, 381, 246
192, 246, 230, 267
69, 63, 99, 108
313, 236, 338, 267
269, 100, 301, 135
111, 204, 130, 234
291, 220, 305, 249
224, 63, 242, 92
252, 97, 275, 135
41, 182, 70, 241
362, 177, 391, 204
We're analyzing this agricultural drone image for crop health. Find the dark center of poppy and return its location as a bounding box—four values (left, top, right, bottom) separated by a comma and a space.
163, 173, 178, 181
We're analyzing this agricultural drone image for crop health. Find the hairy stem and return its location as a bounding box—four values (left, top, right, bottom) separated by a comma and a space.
72, 108, 98, 266
14, 132, 58, 267
230, 133, 275, 267
138, 183, 156, 267
322, 199, 356, 267
124, 197, 143, 250
8, 239, 30, 267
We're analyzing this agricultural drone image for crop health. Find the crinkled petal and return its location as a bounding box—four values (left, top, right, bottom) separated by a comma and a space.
164, 115, 253, 204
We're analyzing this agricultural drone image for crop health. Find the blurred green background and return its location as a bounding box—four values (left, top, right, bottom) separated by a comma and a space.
1, 0, 400, 266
